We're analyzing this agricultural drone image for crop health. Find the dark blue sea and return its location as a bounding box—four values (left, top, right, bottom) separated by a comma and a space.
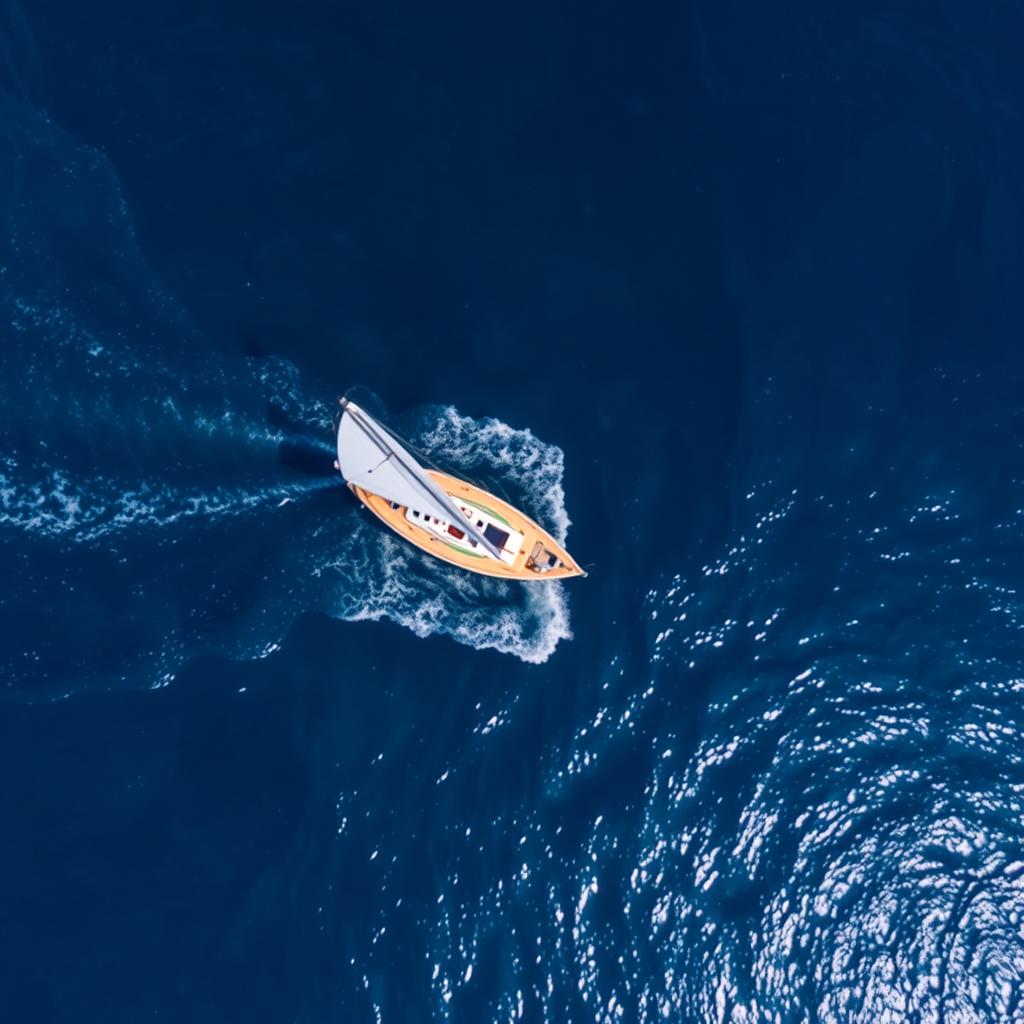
3, 2, 1024, 1021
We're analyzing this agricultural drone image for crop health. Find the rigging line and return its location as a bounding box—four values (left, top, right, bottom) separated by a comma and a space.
345, 411, 428, 499
372, 413, 497, 496
341, 403, 504, 560
372, 416, 449, 474
340, 394, 494, 497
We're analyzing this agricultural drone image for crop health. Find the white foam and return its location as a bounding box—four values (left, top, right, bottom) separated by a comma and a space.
307, 402, 577, 664
3, 173, 576, 673
416, 405, 571, 545
0, 465, 335, 542
323, 527, 573, 665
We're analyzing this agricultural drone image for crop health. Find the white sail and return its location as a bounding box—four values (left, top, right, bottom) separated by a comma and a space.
337, 403, 439, 514
336, 400, 504, 560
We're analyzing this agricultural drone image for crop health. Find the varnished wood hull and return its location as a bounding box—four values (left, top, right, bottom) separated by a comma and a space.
350, 470, 585, 580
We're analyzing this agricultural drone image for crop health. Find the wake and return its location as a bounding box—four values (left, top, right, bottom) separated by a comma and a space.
0, 95, 573, 698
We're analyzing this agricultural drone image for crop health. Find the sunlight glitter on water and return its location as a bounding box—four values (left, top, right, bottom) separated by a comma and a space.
421, 483, 1024, 1022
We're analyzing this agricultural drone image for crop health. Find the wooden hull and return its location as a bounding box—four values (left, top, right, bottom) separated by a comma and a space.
350, 470, 585, 581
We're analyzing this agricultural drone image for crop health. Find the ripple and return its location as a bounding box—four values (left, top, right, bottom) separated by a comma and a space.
421, 483, 1024, 1022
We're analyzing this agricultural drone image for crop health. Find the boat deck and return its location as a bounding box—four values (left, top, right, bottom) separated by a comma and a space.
351, 470, 584, 580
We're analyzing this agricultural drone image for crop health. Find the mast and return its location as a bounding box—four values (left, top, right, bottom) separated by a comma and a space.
337, 399, 505, 561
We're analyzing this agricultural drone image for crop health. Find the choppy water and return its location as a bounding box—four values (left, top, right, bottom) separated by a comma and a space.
3, 2, 1024, 1022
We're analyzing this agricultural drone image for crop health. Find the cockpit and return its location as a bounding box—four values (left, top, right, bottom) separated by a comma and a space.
526, 541, 563, 573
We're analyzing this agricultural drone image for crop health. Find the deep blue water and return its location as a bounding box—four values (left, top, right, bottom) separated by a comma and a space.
3, 2, 1024, 1020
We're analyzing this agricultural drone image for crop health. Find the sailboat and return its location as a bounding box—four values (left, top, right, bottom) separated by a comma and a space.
333, 398, 586, 580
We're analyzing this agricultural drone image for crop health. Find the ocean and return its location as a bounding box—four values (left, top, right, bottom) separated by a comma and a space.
2, 2, 1024, 1021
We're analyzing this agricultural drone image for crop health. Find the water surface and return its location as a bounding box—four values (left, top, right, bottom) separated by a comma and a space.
2, 2, 1024, 1021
